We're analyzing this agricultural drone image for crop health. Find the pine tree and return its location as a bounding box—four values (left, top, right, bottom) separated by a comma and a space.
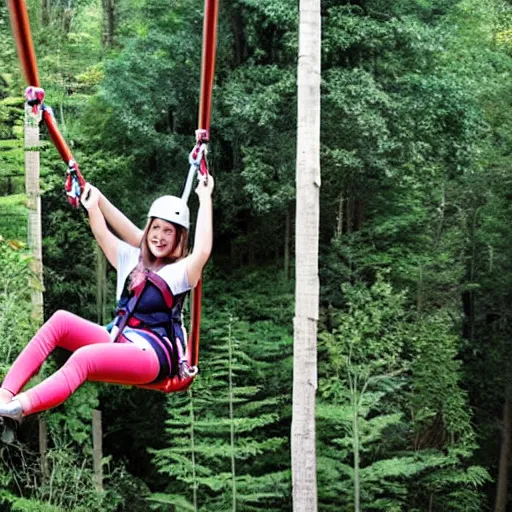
151, 313, 289, 511
318, 278, 490, 511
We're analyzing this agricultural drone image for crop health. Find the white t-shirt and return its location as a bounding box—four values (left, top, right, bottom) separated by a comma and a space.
116, 240, 191, 301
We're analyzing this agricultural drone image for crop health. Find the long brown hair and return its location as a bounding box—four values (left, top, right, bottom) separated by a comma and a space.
129, 218, 189, 290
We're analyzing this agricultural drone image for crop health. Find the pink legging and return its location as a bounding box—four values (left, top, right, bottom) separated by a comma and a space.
1, 310, 160, 415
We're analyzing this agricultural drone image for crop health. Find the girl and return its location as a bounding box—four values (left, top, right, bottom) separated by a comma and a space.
0, 175, 214, 421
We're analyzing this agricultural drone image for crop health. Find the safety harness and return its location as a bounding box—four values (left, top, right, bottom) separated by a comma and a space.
111, 268, 197, 390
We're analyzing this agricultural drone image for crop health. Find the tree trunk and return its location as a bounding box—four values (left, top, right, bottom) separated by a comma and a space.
40, 0, 51, 26
495, 397, 511, 512
417, 265, 423, 312
188, 389, 198, 512
435, 183, 445, 245
62, 7, 73, 34
92, 409, 103, 492
291, 0, 320, 509
101, 0, 115, 48
228, 320, 237, 511
346, 195, 352, 234
39, 416, 49, 480
336, 194, 344, 238
468, 208, 479, 342
284, 206, 290, 280
230, 6, 248, 66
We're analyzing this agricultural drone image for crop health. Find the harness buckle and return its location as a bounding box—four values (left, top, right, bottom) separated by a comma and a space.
180, 363, 198, 378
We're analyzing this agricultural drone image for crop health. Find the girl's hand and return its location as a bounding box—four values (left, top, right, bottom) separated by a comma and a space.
195, 174, 214, 201
81, 183, 101, 211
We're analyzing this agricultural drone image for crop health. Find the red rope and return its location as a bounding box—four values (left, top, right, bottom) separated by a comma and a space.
190, 0, 219, 374
8, 0, 85, 207
7, 0, 39, 87
42, 109, 76, 163
198, 0, 220, 131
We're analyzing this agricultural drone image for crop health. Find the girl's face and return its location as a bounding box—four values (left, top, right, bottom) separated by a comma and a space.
147, 218, 177, 259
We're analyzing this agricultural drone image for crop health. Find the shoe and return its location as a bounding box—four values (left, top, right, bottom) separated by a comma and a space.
0, 400, 23, 423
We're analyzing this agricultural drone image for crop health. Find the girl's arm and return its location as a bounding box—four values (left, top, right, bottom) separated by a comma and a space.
98, 190, 143, 248
185, 175, 214, 287
81, 183, 120, 269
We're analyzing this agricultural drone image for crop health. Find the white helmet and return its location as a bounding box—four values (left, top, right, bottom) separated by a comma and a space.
147, 195, 190, 230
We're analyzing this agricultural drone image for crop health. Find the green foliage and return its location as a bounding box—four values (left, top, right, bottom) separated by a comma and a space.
16, 446, 121, 512
0, 237, 36, 370
151, 311, 291, 511
318, 278, 488, 511
0, 195, 27, 240
11, 499, 65, 512
0, 239, 117, 511
2, 0, 512, 508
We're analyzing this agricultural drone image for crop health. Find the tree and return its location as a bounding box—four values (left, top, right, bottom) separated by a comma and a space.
151, 313, 289, 512
291, 0, 320, 508
318, 278, 489, 512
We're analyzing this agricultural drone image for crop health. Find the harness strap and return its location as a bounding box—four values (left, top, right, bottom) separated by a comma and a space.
111, 280, 147, 343
146, 272, 174, 309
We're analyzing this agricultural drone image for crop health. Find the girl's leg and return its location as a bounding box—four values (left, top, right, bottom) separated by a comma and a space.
19, 341, 160, 415
2, 310, 111, 397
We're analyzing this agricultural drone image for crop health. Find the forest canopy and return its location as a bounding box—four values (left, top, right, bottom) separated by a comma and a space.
1, 0, 512, 510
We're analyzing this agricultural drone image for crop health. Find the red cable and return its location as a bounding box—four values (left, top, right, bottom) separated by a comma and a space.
8, 0, 74, 166
198, 0, 220, 131
8, 0, 85, 206
189, 0, 219, 372
7, 0, 39, 87
42, 110, 74, 163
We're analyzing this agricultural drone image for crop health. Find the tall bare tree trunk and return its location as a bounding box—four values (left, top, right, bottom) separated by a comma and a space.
336, 194, 344, 238
188, 389, 198, 512
495, 396, 511, 512
40, 0, 51, 26
284, 206, 291, 280
25, 101, 48, 479
101, 0, 115, 48
92, 409, 103, 491
291, 0, 321, 508
39, 416, 49, 479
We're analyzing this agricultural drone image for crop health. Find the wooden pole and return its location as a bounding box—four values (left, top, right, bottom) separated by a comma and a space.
92, 409, 103, 492
39, 416, 49, 479
24, 102, 44, 321
25, 100, 48, 479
